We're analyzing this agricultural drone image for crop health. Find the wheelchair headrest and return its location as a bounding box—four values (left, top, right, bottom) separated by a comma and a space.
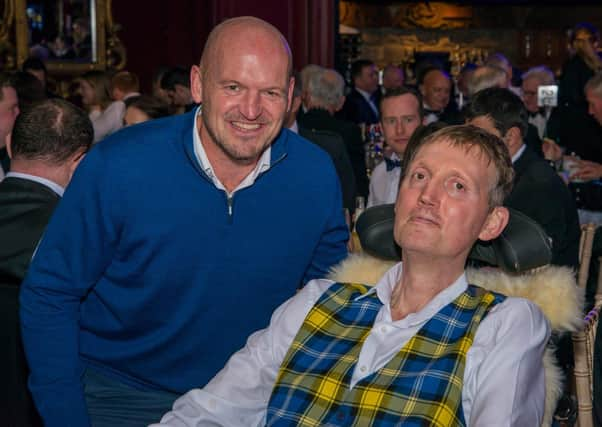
356, 204, 552, 273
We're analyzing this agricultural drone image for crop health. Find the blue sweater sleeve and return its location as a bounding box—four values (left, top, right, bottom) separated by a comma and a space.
302, 165, 349, 283
20, 145, 119, 427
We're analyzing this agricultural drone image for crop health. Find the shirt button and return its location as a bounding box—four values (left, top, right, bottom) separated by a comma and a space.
380, 326, 388, 333
360, 365, 367, 372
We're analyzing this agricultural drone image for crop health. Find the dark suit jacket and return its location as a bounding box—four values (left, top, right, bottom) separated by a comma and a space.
299, 127, 356, 212
505, 146, 580, 269
337, 88, 380, 125
0, 177, 54, 426
0, 177, 60, 285
0, 147, 9, 176
299, 108, 369, 198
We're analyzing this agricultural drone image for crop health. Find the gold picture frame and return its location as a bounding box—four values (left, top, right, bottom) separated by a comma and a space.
1, 0, 125, 74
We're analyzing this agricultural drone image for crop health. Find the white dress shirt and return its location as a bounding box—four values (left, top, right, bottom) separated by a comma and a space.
528, 109, 552, 140
154, 263, 550, 427
367, 153, 401, 207
192, 106, 271, 198
90, 101, 125, 143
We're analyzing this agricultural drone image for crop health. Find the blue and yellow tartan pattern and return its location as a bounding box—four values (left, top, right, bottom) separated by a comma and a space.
265, 282, 505, 426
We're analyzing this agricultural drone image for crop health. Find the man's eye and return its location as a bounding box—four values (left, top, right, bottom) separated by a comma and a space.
226, 85, 239, 91
413, 172, 425, 180
454, 182, 464, 191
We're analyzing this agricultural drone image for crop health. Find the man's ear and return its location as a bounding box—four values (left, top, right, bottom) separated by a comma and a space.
505, 126, 523, 150
290, 95, 302, 115
190, 65, 203, 104
5, 133, 12, 159
478, 206, 509, 242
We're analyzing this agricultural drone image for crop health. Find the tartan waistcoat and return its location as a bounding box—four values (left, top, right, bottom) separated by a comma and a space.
265, 282, 505, 427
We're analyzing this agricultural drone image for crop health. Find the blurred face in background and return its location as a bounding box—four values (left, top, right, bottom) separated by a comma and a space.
124, 106, 150, 126
586, 88, 602, 125
521, 77, 540, 113
420, 70, 451, 112
355, 64, 379, 94
79, 80, 96, 107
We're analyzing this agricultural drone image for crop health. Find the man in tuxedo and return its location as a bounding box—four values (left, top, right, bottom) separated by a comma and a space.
0, 98, 92, 427
299, 66, 369, 198
368, 87, 424, 207
0, 73, 19, 180
466, 87, 580, 270
419, 67, 459, 125
338, 59, 380, 126
521, 66, 558, 141
466, 90, 580, 417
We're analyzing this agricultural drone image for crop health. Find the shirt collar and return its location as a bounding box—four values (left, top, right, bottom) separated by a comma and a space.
192, 105, 272, 195
5, 172, 64, 196
356, 262, 469, 327
356, 88, 375, 103
511, 143, 527, 164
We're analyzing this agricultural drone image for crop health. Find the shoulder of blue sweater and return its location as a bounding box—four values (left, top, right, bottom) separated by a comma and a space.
95, 111, 194, 155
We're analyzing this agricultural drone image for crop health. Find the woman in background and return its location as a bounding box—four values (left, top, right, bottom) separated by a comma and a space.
123, 95, 169, 126
79, 70, 123, 142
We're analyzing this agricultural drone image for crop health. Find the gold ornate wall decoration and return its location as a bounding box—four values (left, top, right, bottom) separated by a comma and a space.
399, 3, 472, 30
105, 0, 126, 70
339, 1, 472, 30
0, 0, 125, 75
0, 1, 17, 69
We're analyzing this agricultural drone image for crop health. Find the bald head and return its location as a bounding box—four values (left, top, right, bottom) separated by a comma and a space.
189, 16, 295, 181
200, 17, 293, 80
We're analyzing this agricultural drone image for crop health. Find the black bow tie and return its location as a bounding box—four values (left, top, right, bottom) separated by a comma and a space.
385, 158, 402, 171
424, 108, 442, 117
528, 109, 545, 119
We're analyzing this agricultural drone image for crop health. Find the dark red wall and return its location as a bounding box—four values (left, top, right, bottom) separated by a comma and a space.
112, 0, 335, 93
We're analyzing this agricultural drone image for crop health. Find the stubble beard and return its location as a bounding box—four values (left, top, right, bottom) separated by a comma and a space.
201, 105, 275, 166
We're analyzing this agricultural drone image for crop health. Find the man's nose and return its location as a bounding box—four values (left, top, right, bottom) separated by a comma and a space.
395, 120, 404, 135
418, 181, 442, 206
240, 91, 262, 120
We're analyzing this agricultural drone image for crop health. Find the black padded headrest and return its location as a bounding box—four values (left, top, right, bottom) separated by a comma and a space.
355, 204, 552, 273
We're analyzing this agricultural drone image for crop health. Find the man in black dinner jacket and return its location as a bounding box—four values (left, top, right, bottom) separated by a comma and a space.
0, 98, 93, 284
337, 59, 380, 126
0, 98, 92, 427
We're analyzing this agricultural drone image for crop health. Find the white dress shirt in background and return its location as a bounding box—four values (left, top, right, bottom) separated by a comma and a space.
367, 152, 401, 208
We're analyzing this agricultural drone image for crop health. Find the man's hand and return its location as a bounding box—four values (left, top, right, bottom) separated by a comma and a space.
542, 138, 563, 162
572, 159, 602, 181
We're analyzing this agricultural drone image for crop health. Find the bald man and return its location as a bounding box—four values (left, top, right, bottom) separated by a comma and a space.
419, 67, 457, 124
20, 16, 348, 427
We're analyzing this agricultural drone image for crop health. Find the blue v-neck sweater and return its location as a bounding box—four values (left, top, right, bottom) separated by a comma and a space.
20, 110, 348, 426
